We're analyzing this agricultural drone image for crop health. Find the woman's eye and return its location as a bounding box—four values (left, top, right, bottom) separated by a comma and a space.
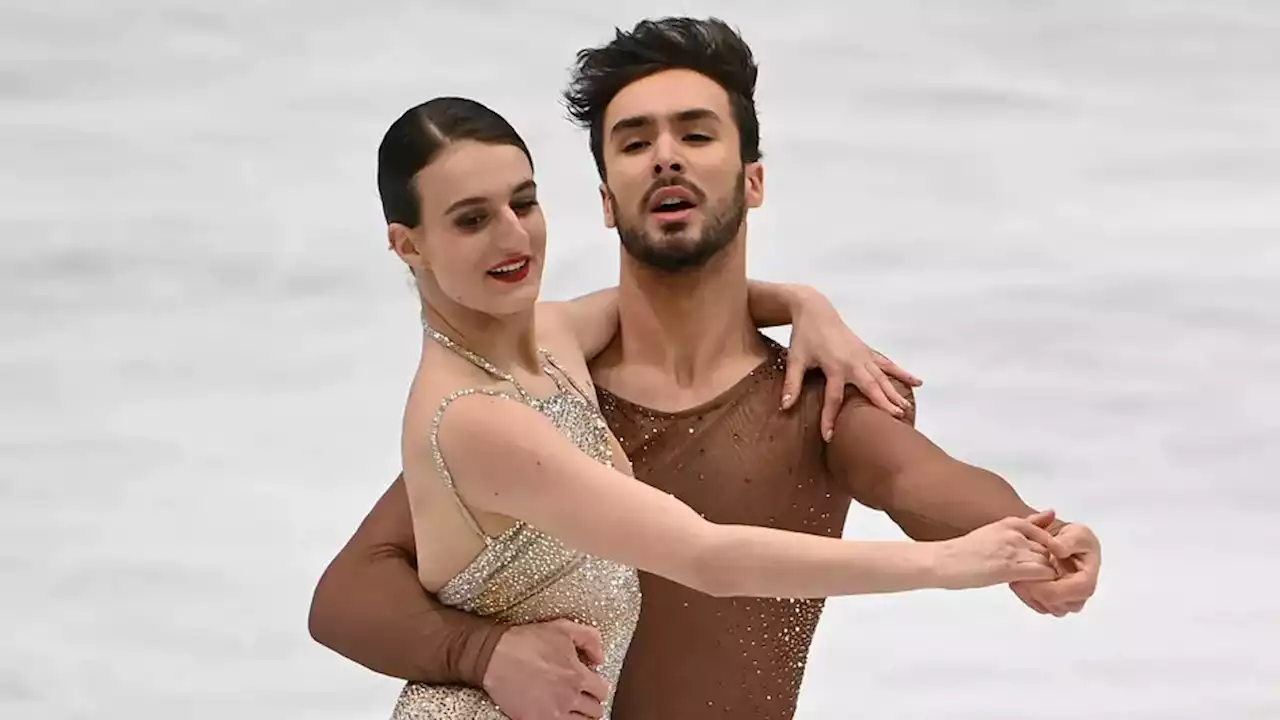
455, 213, 486, 230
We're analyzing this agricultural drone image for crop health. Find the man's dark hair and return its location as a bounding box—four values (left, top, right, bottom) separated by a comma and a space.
377, 96, 533, 227
562, 17, 762, 179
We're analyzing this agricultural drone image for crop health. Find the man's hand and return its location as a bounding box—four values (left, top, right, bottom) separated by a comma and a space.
780, 287, 921, 439
1010, 521, 1102, 617
482, 619, 610, 720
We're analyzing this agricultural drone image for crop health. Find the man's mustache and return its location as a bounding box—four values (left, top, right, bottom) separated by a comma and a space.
640, 178, 705, 209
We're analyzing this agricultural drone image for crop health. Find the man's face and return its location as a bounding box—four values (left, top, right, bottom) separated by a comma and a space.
598, 69, 764, 272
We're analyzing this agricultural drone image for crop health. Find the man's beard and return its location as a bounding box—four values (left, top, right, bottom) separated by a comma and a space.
611, 172, 747, 273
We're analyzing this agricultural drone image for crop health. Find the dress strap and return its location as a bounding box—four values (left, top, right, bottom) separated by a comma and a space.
429, 388, 527, 544
424, 324, 536, 401
421, 325, 580, 542
540, 351, 598, 408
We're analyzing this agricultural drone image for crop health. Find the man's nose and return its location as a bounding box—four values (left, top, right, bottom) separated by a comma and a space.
651, 133, 685, 177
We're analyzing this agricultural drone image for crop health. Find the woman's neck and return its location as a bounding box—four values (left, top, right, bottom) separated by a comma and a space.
420, 297, 540, 376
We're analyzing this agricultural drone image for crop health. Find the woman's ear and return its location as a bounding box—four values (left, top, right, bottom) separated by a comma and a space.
388, 223, 429, 272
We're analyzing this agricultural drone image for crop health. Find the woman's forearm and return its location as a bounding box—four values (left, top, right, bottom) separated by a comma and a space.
746, 280, 821, 328
690, 524, 943, 599
556, 281, 818, 357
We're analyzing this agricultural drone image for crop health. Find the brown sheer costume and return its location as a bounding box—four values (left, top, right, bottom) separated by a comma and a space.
310, 336, 1036, 718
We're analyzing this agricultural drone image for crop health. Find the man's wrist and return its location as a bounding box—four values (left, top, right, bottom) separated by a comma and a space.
466, 623, 513, 689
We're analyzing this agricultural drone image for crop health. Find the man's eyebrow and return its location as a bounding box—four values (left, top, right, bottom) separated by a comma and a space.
608, 108, 721, 137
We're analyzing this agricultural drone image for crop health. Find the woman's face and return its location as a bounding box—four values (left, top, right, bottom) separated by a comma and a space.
392, 140, 546, 317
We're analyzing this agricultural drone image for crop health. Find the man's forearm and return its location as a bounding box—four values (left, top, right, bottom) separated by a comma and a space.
309, 551, 509, 684
878, 460, 1065, 541
828, 396, 1067, 544
307, 478, 510, 685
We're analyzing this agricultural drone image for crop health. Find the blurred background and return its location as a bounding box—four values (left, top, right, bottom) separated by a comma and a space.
2, 1, 1277, 718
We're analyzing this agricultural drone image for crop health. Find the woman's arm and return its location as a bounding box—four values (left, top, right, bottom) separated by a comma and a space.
546, 283, 920, 427
542, 289, 619, 362
426, 394, 1066, 599
546, 281, 844, 361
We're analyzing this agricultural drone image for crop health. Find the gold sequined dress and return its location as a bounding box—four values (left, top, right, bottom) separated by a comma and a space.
390, 327, 642, 720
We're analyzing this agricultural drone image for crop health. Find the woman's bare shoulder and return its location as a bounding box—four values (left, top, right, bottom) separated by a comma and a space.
402, 356, 518, 449
535, 303, 582, 353
535, 308, 598, 393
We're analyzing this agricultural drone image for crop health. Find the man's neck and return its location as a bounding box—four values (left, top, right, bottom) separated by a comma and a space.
611, 237, 764, 390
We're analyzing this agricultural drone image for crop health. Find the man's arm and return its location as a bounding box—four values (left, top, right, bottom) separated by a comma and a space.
309, 478, 614, 717
308, 475, 509, 684
823, 383, 1064, 540
823, 384, 1102, 616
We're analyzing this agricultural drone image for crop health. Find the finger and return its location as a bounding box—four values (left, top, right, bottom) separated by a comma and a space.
780, 350, 808, 411
1018, 548, 1053, 568
1051, 570, 1095, 603
867, 361, 912, 411
1063, 599, 1087, 613
1010, 518, 1072, 560
571, 689, 606, 718
1025, 509, 1057, 529
872, 351, 922, 386
1009, 582, 1052, 615
1071, 548, 1100, 577
820, 372, 847, 442
1025, 597, 1052, 615
1024, 594, 1053, 615
1044, 598, 1071, 618
1019, 578, 1076, 617
577, 667, 611, 705
1009, 562, 1058, 583
554, 620, 606, 667
577, 635, 606, 668
851, 364, 902, 417
1055, 554, 1081, 576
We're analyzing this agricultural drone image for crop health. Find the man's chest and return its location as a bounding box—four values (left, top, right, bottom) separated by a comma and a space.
603, 403, 850, 536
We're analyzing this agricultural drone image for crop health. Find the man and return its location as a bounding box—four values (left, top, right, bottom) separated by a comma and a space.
309, 16, 1102, 720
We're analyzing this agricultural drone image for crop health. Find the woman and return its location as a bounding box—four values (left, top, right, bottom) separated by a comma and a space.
381, 97, 1066, 719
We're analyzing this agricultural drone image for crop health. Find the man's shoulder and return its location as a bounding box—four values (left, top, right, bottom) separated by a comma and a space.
773, 347, 918, 428
845, 376, 917, 426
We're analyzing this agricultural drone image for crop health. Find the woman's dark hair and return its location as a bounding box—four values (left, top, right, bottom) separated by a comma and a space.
562, 17, 762, 179
377, 96, 533, 227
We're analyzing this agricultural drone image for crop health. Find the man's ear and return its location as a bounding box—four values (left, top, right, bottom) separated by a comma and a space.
744, 161, 764, 209
599, 183, 617, 229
